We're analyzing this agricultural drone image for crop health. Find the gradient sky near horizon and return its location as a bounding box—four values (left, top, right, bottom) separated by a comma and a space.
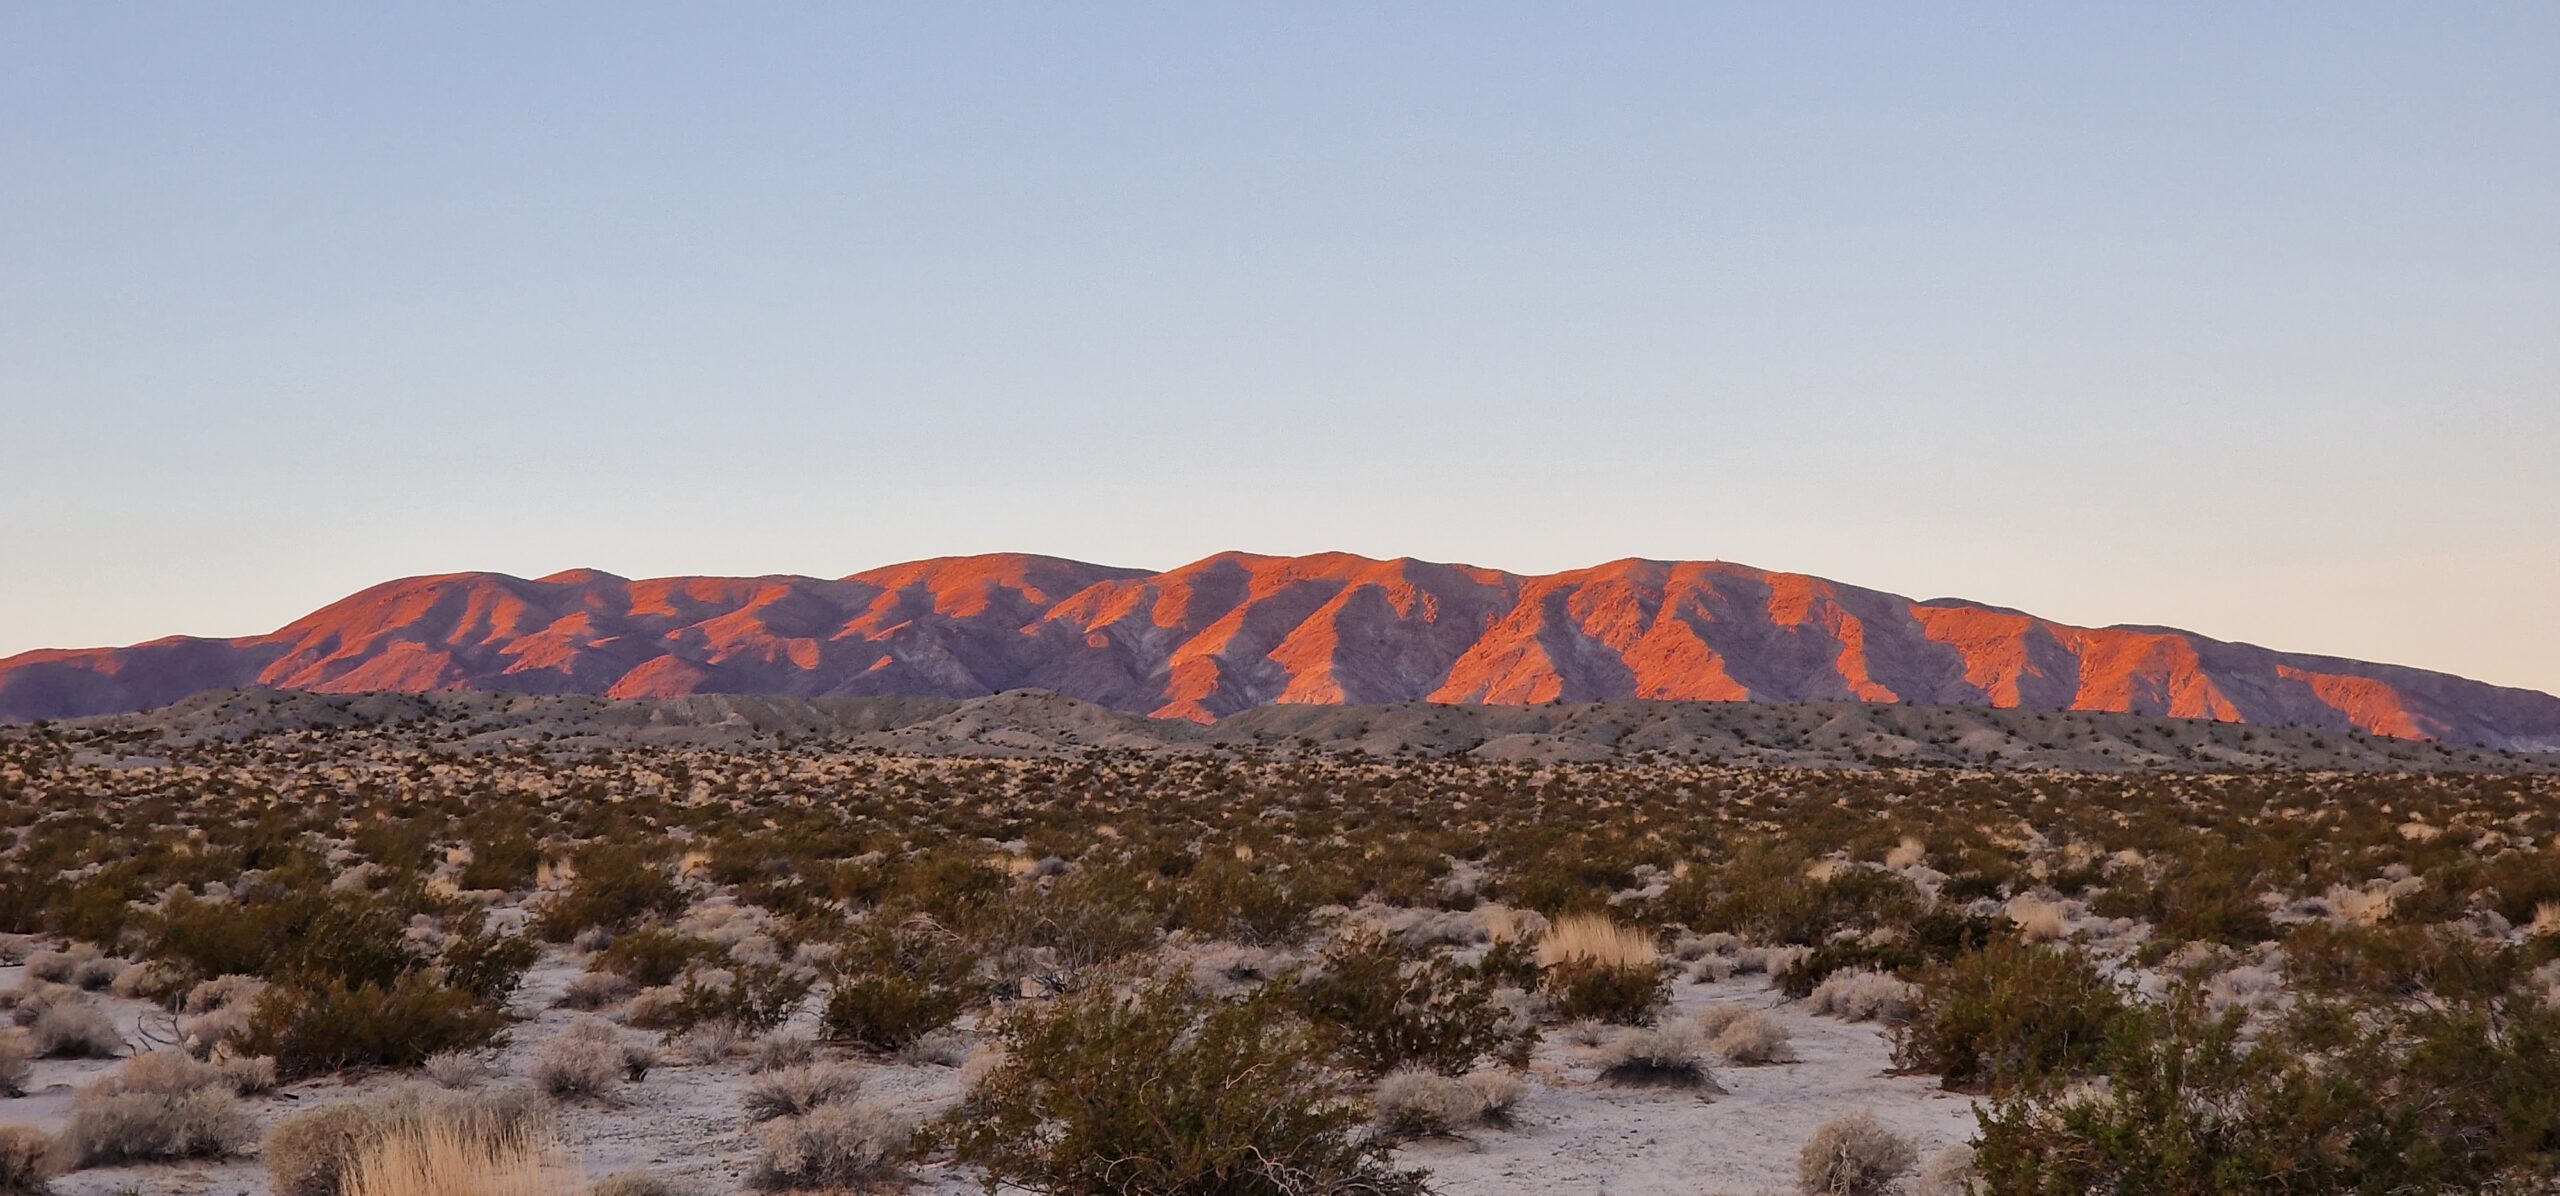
4, 3, 2556, 692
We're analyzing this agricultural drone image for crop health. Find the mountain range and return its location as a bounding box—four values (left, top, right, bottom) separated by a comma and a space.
4, 552, 2556, 748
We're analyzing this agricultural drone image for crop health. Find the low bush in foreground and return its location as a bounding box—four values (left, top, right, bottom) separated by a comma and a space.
941, 972, 1425, 1196
238, 975, 509, 1079
1892, 941, 2124, 1093
1798, 1111, 1917, 1196
265, 1086, 551, 1196
1293, 931, 1528, 1076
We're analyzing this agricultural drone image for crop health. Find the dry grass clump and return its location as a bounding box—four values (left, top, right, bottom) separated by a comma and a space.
56, 1051, 258, 1167
16, 991, 120, 1060
554, 972, 636, 1012
1371, 1067, 1522, 1139
530, 1020, 652, 1101
339, 1115, 582, 1196
1704, 1008, 1797, 1065
265, 1085, 551, 1196
749, 1103, 909, 1191
750, 1033, 816, 1074
423, 1050, 494, 1090
2004, 894, 2074, 942
587, 1174, 683, 1196
0, 1035, 30, 1098
1805, 969, 1915, 1023
1537, 914, 1658, 970
24, 947, 97, 986
741, 1062, 865, 1123
1797, 1111, 1917, 1196
1908, 1144, 1977, 1196
1592, 1022, 1720, 1090
0, 1125, 51, 1196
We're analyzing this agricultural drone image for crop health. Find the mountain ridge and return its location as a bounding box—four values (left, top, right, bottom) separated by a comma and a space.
5, 551, 2556, 749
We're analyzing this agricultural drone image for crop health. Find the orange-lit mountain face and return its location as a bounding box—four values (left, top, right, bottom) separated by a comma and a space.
6, 552, 2556, 749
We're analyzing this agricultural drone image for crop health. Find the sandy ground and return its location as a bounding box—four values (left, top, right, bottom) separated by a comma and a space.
1397, 974, 1978, 1196
8, 959, 1974, 1195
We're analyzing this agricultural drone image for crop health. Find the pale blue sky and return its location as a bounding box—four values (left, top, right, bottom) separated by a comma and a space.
4, 3, 2555, 692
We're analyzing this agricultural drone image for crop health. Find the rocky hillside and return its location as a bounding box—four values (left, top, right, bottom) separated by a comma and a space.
5, 552, 2556, 748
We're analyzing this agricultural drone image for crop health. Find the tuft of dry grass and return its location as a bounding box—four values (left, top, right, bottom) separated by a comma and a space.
1591, 1023, 1720, 1090
265, 1086, 552, 1196
0, 1035, 30, 1098
1536, 914, 1657, 970
57, 1052, 257, 1166
340, 1117, 582, 1196
0, 1124, 51, 1196
742, 1063, 864, 1124
749, 1104, 908, 1191
1797, 1111, 1917, 1195
1705, 1009, 1797, 1066
1805, 969, 1915, 1023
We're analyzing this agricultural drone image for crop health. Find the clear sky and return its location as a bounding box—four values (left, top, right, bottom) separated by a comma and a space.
4, 3, 2555, 693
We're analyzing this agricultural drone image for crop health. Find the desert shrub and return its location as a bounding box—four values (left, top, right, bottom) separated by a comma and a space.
1798, 1111, 1918, 1196
459, 830, 543, 892
264, 1085, 551, 1196
1805, 969, 1916, 1023
751, 1104, 910, 1191
29, 1001, 120, 1059
751, 1033, 816, 1073
1893, 941, 2126, 1093
1910, 1146, 1977, 1196
1537, 914, 1667, 1025
1165, 855, 1320, 944
150, 888, 422, 990
822, 920, 975, 1050
0, 1125, 50, 1196
1663, 858, 1922, 946
941, 972, 1425, 1196
532, 1019, 652, 1100
742, 1062, 865, 1122
1292, 931, 1529, 1076
1592, 1022, 1717, 1089
556, 971, 638, 1011
654, 963, 814, 1038
238, 974, 509, 1078
1966, 989, 2478, 1194
438, 912, 540, 1006
1372, 1068, 1488, 1139
532, 846, 687, 942
2283, 920, 2519, 1003
422, 1050, 491, 1090
593, 928, 721, 988
0, 1035, 27, 1097
1707, 1008, 1797, 1065
57, 1053, 257, 1166
1463, 1069, 1526, 1126
1780, 910, 2001, 999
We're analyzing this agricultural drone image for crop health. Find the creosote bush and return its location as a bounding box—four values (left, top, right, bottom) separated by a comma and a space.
1293, 931, 1529, 1076
1892, 940, 2126, 1093
238, 974, 509, 1079
941, 971, 1426, 1196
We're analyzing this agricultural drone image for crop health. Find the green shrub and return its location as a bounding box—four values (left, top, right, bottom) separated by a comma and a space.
821, 919, 977, 1050
1540, 957, 1668, 1025
1973, 990, 2560, 1194
658, 963, 814, 1037
594, 927, 722, 987
532, 845, 686, 942
1892, 941, 2125, 1093
236, 974, 509, 1078
1292, 932, 1529, 1076
437, 910, 539, 1005
940, 972, 1425, 1196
